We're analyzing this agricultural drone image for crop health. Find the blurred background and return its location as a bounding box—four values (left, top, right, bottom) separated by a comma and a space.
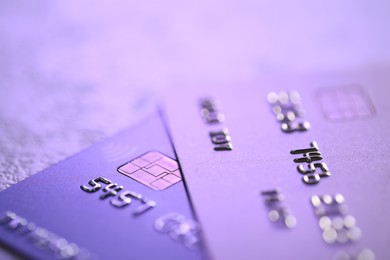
0, 0, 389, 190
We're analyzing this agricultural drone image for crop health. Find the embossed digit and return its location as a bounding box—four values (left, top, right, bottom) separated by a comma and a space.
293, 152, 323, 163
100, 183, 123, 199
281, 121, 310, 133
133, 198, 156, 216
80, 177, 111, 193
299, 163, 331, 185
110, 190, 142, 208
297, 162, 329, 175
290, 141, 319, 154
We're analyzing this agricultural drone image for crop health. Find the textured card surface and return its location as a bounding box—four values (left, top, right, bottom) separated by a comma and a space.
161, 69, 390, 260
0, 111, 205, 260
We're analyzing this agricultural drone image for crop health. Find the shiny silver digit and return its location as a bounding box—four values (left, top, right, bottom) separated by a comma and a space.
300, 162, 331, 185
110, 190, 156, 215
209, 128, 229, 138
0, 211, 15, 224
261, 189, 284, 204
210, 128, 233, 151
290, 141, 319, 154
205, 111, 225, 124
200, 98, 225, 124
8, 217, 27, 230
211, 134, 231, 144
80, 177, 111, 193
297, 162, 329, 175
133, 199, 157, 216
302, 172, 331, 185
155, 213, 200, 249
100, 183, 123, 199
293, 152, 323, 163
213, 143, 233, 151
281, 121, 310, 133
110, 190, 142, 208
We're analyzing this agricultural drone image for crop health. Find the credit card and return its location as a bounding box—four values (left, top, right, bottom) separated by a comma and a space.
0, 111, 206, 260
161, 70, 390, 260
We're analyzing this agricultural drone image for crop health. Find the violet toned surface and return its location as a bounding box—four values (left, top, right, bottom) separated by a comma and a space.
1, 0, 390, 191
1, 0, 390, 259
161, 69, 390, 260
0, 112, 205, 260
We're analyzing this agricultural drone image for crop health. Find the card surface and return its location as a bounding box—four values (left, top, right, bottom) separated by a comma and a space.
0, 111, 206, 260
161, 69, 390, 260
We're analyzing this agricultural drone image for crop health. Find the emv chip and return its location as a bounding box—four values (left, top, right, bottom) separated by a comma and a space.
117, 151, 182, 191
317, 85, 376, 121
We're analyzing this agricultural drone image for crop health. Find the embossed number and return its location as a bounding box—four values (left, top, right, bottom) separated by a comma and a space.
80, 177, 111, 193
298, 163, 331, 185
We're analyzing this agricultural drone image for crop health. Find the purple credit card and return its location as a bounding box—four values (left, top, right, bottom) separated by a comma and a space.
161, 70, 390, 260
0, 111, 207, 260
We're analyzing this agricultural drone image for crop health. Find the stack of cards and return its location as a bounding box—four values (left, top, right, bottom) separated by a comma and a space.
0, 70, 389, 259
0, 111, 206, 260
